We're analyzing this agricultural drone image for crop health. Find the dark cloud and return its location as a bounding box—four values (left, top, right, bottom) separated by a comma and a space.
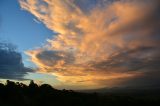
119, 70, 160, 88
36, 50, 75, 67
74, 0, 98, 13
90, 45, 160, 88
0, 41, 34, 80
73, 0, 118, 13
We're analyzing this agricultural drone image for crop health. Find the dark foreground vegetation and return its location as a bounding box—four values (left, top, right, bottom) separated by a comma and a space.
0, 80, 160, 106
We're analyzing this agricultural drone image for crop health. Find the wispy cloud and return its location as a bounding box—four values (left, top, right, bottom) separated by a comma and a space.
19, 0, 160, 88
33, 18, 41, 24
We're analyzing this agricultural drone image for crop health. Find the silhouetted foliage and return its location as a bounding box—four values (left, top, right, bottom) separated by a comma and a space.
0, 80, 160, 106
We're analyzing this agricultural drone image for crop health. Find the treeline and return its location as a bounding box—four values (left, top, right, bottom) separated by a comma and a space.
0, 80, 160, 106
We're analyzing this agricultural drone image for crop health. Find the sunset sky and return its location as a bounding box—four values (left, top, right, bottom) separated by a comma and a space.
0, 0, 160, 90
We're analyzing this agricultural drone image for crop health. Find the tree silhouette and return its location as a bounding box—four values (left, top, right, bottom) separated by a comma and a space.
0, 80, 159, 106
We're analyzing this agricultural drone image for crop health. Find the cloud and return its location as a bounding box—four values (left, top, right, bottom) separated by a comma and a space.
0, 41, 33, 80
19, 0, 160, 89
33, 18, 41, 24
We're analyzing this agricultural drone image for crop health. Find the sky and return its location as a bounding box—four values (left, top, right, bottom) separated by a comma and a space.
0, 0, 160, 90
0, 0, 54, 67
0, 0, 59, 88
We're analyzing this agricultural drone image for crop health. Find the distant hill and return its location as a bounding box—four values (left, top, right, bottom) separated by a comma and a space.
77, 85, 160, 93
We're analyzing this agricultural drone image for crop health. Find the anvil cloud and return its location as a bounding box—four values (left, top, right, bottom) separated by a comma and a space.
19, 0, 160, 88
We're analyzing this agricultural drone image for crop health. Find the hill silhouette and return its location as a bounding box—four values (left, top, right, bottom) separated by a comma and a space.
0, 80, 160, 106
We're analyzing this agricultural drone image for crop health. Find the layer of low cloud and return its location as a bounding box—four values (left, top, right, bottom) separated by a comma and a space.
0, 41, 33, 80
19, 0, 160, 89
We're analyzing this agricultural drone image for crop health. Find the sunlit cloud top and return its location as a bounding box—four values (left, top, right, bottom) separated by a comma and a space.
19, 0, 160, 89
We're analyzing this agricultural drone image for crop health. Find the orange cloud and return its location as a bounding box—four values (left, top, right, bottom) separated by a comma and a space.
19, 0, 160, 89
